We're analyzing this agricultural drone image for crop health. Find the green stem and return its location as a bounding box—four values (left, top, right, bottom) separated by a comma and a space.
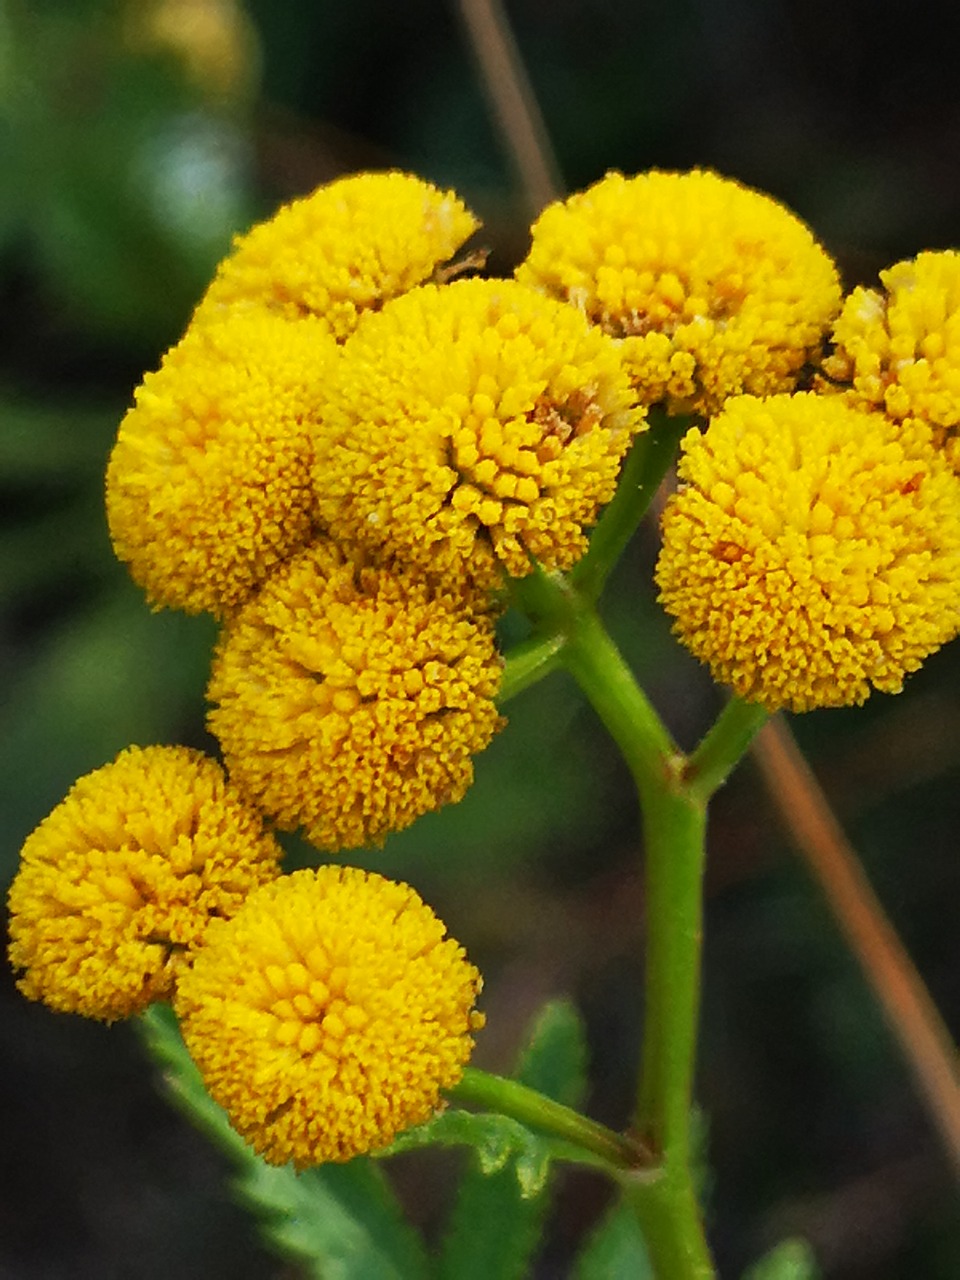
449, 1067, 646, 1170
684, 697, 770, 805
635, 786, 707, 1167
498, 628, 567, 704
558, 607, 715, 1278
571, 408, 691, 602
561, 607, 678, 795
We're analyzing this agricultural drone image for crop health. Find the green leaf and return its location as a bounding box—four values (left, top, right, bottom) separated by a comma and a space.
139, 1005, 431, 1280
380, 1108, 556, 1199
572, 1199, 654, 1280
513, 998, 589, 1110
741, 1239, 821, 1280
432, 1000, 592, 1280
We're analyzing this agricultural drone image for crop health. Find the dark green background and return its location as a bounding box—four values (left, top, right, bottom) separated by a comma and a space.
2, 1, 959, 1275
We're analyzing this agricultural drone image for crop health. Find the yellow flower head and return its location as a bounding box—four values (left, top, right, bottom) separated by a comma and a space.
206, 540, 504, 850
193, 171, 479, 340
312, 277, 645, 592
517, 170, 841, 416
106, 309, 338, 617
175, 865, 484, 1167
821, 250, 960, 471
655, 393, 960, 712
7, 746, 283, 1022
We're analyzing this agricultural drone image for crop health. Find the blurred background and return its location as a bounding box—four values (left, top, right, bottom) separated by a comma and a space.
2, 1, 959, 1276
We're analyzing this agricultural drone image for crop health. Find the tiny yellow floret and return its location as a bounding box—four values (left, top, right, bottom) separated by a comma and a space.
7, 746, 283, 1021
821, 249, 960, 471
312, 277, 645, 592
175, 864, 484, 1166
518, 169, 841, 416
193, 171, 479, 340
106, 309, 337, 617
206, 540, 504, 850
655, 393, 960, 711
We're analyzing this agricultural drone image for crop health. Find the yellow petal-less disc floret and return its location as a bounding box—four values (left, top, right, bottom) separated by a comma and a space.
7, 746, 283, 1022
517, 170, 841, 417
655, 393, 960, 712
312, 277, 645, 593
821, 250, 960, 471
175, 865, 484, 1167
193, 171, 479, 340
106, 309, 337, 617
206, 540, 504, 851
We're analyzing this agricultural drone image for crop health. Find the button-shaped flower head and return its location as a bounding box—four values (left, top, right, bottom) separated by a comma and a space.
821, 250, 960, 471
206, 540, 504, 851
655, 393, 960, 711
517, 170, 841, 417
175, 865, 484, 1167
193, 171, 479, 340
7, 746, 283, 1021
106, 309, 338, 616
312, 277, 645, 593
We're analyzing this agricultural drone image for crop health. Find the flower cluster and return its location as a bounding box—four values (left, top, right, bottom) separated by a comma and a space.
176, 866, 484, 1166
8, 746, 283, 1021
313, 277, 644, 591
518, 169, 841, 416
7, 750, 483, 1165
207, 540, 504, 851
821, 249, 960, 472
13, 165, 960, 1177
655, 395, 960, 711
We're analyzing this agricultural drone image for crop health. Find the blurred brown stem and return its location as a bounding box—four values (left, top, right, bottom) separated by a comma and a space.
456, 0, 562, 217
753, 716, 960, 1180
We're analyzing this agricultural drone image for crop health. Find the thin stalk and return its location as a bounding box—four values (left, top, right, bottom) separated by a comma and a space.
684, 696, 770, 805
557, 606, 716, 1278
497, 628, 567, 704
561, 607, 679, 796
571, 409, 691, 603
450, 1067, 647, 1170
754, 717, 960, 1180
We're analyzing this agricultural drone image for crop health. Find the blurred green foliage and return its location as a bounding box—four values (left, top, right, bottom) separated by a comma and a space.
2, 2, 959, 1277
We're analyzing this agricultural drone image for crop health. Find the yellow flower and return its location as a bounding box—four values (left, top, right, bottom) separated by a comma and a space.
7, 746, 283, 1022
655, 393, 960, 712
821, 250, 960, 471
312, 277, 644, 592
206, 540, 504, 850
193, 171, 479, 340
517, 169, 841, 416
106, 309, 338, 617
175, 865, 484, 1167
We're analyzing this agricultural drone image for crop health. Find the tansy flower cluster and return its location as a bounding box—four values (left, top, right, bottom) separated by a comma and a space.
517, 169, 842, 416
207, 540, 504, 851
7, 748, 483, 1165
176, 866, 484, 1167
655, 394, 960, 712
313, 277, 644, 592
8, 746, 284, 1021
13, 165, 960, 1177
821, 249, 960, 472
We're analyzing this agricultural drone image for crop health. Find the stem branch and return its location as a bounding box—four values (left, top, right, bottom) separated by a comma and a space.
450, 1067, 646, 1169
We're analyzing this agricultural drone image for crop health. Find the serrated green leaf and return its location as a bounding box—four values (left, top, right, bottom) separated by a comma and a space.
741, 1238, 820, 1280
432, 1000, 592, 1280
139, 1004, 430, 1280
513, 998, 589, 1109
572, 1199, 654, 1280
380, 1109, 554, 1199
